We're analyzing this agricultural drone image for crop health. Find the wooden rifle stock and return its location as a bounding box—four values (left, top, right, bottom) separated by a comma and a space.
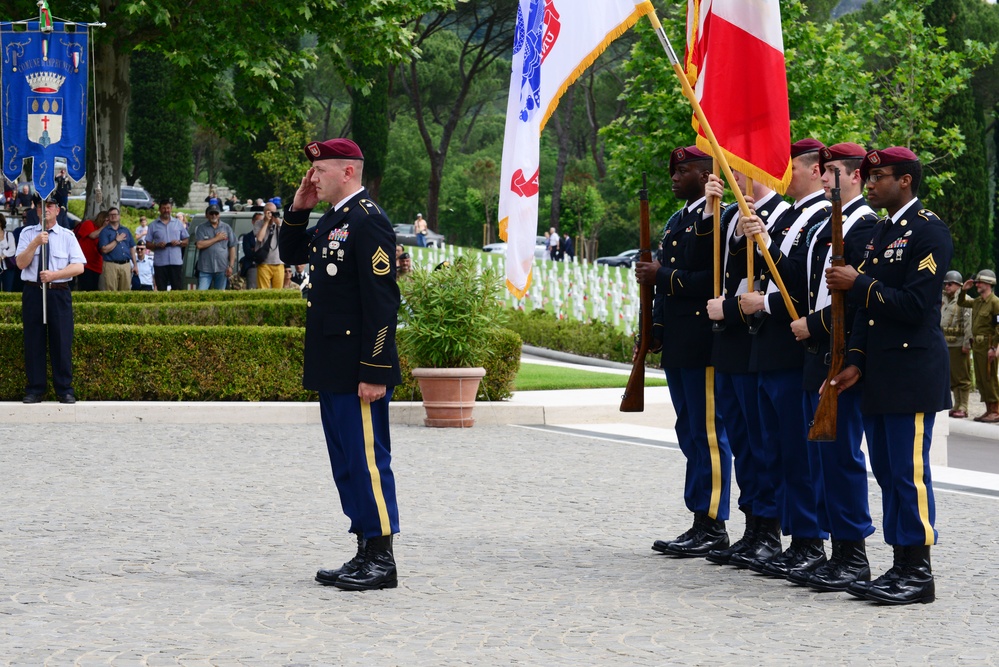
808, 168, 843, 442
621, 174, 653, 412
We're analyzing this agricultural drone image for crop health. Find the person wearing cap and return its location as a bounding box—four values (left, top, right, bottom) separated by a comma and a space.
826, 146, 954, 604
788, 143, 879, 592
958, 269, 999, 422
98, 207, 137, 291
132, 241, 155, 291
194, 205, 237, 290
14, 194, 85, 404
704, 170, 790, 568
254, 201, 283, 289
413, 213, 428, 247
734, 138, 832, 579
280, 137, 402, 591
941, 271, 972, 418
146, 199, 189, 291
637, 145, 732, 559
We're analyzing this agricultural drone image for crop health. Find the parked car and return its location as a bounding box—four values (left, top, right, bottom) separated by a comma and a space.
595, 249, 641, 267
482, 236, 549, 260
120, 186, 155, 210
394, 223, 444, 247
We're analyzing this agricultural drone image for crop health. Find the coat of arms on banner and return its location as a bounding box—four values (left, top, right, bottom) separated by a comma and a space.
1, 21, 89, 198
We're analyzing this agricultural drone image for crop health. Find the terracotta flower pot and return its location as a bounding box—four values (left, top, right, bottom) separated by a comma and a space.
410, 367, 486, 428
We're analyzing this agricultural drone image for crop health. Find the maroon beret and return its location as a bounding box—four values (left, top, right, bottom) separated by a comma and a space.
303, 138, 365, 163
860, 146, 919, 181
791, 138, 824, 159
818, 142, 867, 172
669, 145, 711, 176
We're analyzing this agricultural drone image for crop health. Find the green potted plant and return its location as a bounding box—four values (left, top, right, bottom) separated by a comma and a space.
397, 256, 506, 427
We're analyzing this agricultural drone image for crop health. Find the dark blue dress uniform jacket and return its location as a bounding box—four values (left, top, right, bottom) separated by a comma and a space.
653, 200, 715, 369
844, 199, 953, 414
801, 198, 878, 392
279, 190, 402, 393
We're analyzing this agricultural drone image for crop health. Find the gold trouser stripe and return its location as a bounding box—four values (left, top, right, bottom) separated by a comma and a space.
912, 412, 934, 545
705, 367, 722, 519
361, 400, 392, 536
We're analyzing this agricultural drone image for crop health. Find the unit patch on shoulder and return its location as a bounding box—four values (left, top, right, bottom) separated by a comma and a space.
918, 253, 938, 275
372, 246, 392, 276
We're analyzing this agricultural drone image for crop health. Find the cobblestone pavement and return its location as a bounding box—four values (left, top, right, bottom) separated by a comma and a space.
2, 421, 997, 666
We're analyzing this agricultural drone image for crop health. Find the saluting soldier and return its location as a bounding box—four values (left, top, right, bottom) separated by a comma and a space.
705, 171, 789, 566
958, 269, 999, 423
636, 145, 732, 558
790, 143, 878, 591
827, 147, 953, 605
280, 138, 403, 591
941, 271, 972, 419
733, 139, 831, 580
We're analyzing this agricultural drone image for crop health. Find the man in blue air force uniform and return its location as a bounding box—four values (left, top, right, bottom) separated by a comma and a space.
826, 147, 952, 605
636, 145, 732, 558
279, 138, 402, 592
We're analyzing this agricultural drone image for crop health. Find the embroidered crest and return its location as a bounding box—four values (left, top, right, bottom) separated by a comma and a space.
918, 254, 937, 275
372, 247, 391, 276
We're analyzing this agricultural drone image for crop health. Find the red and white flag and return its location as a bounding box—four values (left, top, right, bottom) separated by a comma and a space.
685, 0, 791, 193
498, 0, 652, 298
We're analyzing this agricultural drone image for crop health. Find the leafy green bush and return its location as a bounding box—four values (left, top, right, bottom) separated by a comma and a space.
505, 308, 660, 366
0, 299, 305, 327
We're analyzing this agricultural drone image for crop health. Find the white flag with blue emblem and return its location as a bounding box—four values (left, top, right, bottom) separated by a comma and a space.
498, 0, 653, 297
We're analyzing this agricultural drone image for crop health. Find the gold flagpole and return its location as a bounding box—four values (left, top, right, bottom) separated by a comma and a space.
745, 179, 754, 292
712, 159, 721, 298
640, 6, 799, 320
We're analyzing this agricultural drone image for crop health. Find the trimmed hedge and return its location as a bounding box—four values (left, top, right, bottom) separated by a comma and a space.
0, 323, 312, 401
0, 288, 303, 303
1, 323, 521, 402
0, 299, 306, 327
395, 328, 522, 402
505, 308, 661, 366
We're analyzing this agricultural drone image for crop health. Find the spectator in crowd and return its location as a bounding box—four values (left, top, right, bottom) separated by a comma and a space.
547, 227, 560, 260
146, 198, 189, 291
15, 184, 32, 213
54, 168, 72, 210
283, 264, 293, 289
254, 203, 283, 289
24, 193, 69, 229
16, 194, 85, 404
73, 210, 108, 291
97, 207, 137, 291
240, 212, 263, 289
562, 232, 575, 262
397, 252, 412, 278
176, 212, 189, 230
3, 178, 13, 214
227, 195, 241, 211
942, 271, 973, 418
414, 213, 428, 247
959, 270, 999, 423
1, 213, 17, 292
134, 216, 149, 244
132, 241, 155, 291
194, 205, 237, 290
251, 198, 265, 212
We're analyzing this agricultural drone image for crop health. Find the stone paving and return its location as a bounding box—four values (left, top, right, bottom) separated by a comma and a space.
2, 420, 998, 666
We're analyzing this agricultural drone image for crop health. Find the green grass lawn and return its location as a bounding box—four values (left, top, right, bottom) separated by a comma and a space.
514, 362, 666, 391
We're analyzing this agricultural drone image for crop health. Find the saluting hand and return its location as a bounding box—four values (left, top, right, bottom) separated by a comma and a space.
292, 167, 319, 211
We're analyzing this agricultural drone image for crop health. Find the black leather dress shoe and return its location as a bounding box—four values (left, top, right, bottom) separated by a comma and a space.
652, 520, 698, 554
22, 394, 42, 404
333, 535, 398, 591
316, 535, 366, 586
729, 517, 782, 569
707, 513, 757, 565
665, 515, 729, 558
752, 542, 798, 576
866, 545, 935, 605
58, 394, 76, 404
808, 540, 871, 592
782, 539, 827, 584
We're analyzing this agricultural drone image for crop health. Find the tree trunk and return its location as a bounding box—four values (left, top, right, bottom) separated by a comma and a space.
85, 41, 130, 219
549, 85, 577, 231
426, 150, 444, 232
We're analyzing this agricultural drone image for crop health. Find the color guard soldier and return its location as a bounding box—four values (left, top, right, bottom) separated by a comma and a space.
280, 138, 403, 591
941, 271, 972, 419
636, 145, 732, 558
791, 143, 878, 591
705, 171, 789, 565
957, 269, 999, 423
734, 138, 831, 579
827, 146, 953, 605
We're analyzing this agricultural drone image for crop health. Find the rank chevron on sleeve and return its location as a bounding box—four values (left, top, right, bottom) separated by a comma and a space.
918, 254, 938, 274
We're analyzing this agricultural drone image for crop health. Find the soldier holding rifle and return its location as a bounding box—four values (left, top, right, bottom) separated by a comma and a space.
636, 145, 731, 559
826, 147, 952, 605
15, 194, 85, 404
957, 269, 999, 423
790, 143, 878, 592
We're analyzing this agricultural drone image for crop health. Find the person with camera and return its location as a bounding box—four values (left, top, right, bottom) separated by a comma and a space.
254, 202, 283, 289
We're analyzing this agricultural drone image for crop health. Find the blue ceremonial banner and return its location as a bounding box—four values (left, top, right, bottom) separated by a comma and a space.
1, 21, 89, 198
